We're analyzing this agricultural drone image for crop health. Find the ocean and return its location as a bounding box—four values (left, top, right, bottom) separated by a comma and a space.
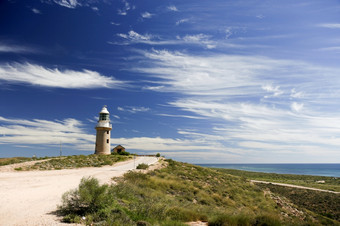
197, 163, 340, 177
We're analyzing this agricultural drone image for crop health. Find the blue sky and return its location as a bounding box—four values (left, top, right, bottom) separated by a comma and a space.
1, 0, 340, 163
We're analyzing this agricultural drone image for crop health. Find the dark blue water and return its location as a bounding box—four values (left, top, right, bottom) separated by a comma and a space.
197, 164, 340, 177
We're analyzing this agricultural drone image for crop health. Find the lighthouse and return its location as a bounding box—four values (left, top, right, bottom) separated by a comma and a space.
95, 105, 112, 155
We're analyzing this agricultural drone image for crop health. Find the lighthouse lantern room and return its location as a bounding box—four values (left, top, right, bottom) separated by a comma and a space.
95, 105, 112, 155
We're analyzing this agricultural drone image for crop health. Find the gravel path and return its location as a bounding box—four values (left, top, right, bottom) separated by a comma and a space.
0, 156, 159, 226
251, 180, 340, 194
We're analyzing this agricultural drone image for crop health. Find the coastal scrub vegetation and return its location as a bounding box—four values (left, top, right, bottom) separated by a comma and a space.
216, 168, 340, 192
26, 154, 131, 170
136, 163, 149, 170
0, 156, 49, 166
256, 183, 340, 222
58, 159, 333, 225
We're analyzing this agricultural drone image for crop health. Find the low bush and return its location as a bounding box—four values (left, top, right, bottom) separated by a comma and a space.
136, 163, 149, 170
58, 177, 114, 223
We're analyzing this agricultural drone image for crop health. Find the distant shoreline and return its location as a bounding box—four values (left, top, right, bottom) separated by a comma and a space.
197, 163, 340, 177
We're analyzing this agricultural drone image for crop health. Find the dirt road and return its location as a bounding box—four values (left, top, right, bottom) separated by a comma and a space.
0, 156, 158, 226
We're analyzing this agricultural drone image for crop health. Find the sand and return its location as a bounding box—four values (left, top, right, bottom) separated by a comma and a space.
0, 156, 159, 226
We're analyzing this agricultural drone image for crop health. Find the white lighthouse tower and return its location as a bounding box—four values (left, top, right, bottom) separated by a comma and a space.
95, 105, 112, 155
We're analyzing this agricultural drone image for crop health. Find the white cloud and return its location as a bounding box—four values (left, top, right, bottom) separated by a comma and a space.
0, 116, 93, 150
118, 0, 132, 16
117, 106, 150, 113
0, 43, 37, 54
142, 85, 165, 91
0, 62, 125, 89
115, 31, 216, 48
290, 88, 303, 98
111, 22, 120, 26
117, 30, 153, 43
129, 49, 340, 161
118, 10, 127, 15
111, 136, 224, 152
317, 23, 340, 29
225, 28, 232, 39
167, 5, 178, 12
0, 116, 226, 154
262, 84, 283, 98
53, 0, 80, 8
141, 12, 153, 19
32, 8, 41, 14
157, 114, 205, 120
180, 34, 215, 49
291, 102, 304, 112
318, 46, 340, 51
176, 18, 189, 26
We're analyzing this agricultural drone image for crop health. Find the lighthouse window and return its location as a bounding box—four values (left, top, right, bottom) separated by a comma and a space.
99, 114, 109, 121
107, 131, 109, 134
106, 139, 109, 143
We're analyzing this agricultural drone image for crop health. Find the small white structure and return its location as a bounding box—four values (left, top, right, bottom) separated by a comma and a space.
94, 105, 112, 155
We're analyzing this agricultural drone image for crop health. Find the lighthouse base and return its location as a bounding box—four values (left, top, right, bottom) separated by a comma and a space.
94, 127, 111, 155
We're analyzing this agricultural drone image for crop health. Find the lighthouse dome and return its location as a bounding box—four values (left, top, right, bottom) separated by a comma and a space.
100, 105, 109, 114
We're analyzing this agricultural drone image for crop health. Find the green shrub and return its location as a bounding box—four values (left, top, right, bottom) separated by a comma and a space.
156, 153, 160, 157
136, 163, 149, 170
59, 177, 110, 218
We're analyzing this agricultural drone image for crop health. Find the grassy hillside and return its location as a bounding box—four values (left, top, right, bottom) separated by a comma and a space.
58, 159, 335, 225
0, 156, 48, 166
27, 154, 131, 170
215, 168, 340, 192
0, 154, 131, 171
256, 183, 340, 222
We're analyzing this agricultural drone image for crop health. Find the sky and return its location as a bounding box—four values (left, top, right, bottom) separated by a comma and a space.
1, 0, 340, 163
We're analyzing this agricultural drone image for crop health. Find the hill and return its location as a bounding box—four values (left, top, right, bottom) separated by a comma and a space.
58, 159, 339, 225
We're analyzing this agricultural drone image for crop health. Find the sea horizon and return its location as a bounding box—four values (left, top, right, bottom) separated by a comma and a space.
197, 163, 340, 177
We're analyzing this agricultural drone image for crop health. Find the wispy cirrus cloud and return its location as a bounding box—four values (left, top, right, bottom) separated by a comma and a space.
0, 43, 38, 54
117, 106, 150, 114
317, 23, 340, 29
0, 116, 93, 149
114, 30, 217, 49
0, 62, 125, 89
117, 30, 154, 44
180, 34, 216, 49
0, 116, 225, 155
51, 0, 80, 9
128, 49, 340, 162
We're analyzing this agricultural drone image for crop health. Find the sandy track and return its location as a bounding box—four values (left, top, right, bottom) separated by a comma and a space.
251, 180, 340, 194
0, 156, 158, 226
